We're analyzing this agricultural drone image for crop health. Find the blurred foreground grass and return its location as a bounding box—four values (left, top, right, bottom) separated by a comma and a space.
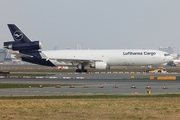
0, 95, 180, 120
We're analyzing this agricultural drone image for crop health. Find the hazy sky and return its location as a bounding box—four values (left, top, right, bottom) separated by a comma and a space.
1, 0, 180, 52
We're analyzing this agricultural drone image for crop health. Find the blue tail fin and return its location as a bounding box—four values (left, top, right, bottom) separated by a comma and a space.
8, 24, 31, 43
4, 24, 54, 66
4, 24, 42, 51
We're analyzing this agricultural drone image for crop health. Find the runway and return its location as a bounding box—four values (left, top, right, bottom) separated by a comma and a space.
0, 72, 180, 96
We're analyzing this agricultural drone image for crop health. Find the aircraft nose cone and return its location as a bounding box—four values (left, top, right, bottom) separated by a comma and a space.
168, 56, 173, 62
164, 56, 173, 63
170, 56, 173, 60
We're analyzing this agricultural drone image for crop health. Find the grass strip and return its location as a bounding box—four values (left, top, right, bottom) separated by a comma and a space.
7, 73, 54, 77
0, 83, 80, 88
0, 94, 180, 99
1, 97, 180, 120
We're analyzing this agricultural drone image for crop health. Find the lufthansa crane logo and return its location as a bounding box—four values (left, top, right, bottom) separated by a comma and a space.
13, 30, 23, 41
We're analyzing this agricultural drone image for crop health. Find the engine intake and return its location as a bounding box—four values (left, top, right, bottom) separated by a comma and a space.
90, 61, 109, 70
4, 41, 42, 51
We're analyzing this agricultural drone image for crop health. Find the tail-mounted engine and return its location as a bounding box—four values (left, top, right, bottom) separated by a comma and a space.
4, 41, 42, 51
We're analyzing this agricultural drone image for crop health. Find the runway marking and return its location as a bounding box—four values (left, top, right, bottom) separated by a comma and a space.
34, 91, 40, 92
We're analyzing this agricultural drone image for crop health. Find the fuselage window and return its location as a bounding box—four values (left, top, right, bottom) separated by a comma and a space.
164, 54, 170, 56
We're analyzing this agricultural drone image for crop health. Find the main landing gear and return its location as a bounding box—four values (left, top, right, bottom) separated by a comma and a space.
76, 69, 87, 73
76, 64, 87, 73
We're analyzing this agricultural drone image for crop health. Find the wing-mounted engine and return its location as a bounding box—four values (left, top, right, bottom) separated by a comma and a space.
90, 61, 109, 70
4, 41, 42, 51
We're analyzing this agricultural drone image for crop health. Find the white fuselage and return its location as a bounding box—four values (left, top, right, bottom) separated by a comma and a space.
5, 24, 173, 70
42, 49, 173, 67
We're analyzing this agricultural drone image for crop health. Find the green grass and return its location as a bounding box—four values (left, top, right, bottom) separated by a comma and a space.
0, 94, 180, 99
0, 83, 80, 88
7, 73, 54, 77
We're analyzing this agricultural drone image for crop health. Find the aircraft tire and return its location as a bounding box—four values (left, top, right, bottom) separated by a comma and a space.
81, 69, 87, 73
76, 69, 87, 73
76, 69, 81, 73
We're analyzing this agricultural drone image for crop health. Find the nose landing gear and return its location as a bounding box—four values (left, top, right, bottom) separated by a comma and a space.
76, 64, 87, 73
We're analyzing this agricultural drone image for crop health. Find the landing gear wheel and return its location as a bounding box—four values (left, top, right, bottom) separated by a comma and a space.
75, 69, 88, 73
76, 69, 81, 73
82, 69, 87, 73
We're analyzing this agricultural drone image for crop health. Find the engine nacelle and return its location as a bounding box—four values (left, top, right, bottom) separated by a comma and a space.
90, 61, 108, 70
4, 41, 42, 51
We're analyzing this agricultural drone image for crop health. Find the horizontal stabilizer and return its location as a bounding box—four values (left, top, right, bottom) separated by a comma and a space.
10, 52, 33, 59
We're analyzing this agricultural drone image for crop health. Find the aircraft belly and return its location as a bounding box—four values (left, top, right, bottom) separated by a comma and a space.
108, 59, 126, 66
49, 59, 73, 66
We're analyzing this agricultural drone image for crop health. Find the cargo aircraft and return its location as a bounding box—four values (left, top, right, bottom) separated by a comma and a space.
4, 24, 173, 72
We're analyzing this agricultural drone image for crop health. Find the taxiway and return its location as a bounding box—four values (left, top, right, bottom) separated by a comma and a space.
0, 72, 180, 96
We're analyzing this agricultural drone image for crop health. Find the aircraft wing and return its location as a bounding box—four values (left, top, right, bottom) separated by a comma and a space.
10, 52, 33, 59
56, 59, 102, 65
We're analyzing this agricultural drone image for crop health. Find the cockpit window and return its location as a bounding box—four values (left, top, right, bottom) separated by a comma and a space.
164, 54, 170, 56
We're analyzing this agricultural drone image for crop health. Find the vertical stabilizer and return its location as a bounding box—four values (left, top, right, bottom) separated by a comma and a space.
7, 24, 31, 43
